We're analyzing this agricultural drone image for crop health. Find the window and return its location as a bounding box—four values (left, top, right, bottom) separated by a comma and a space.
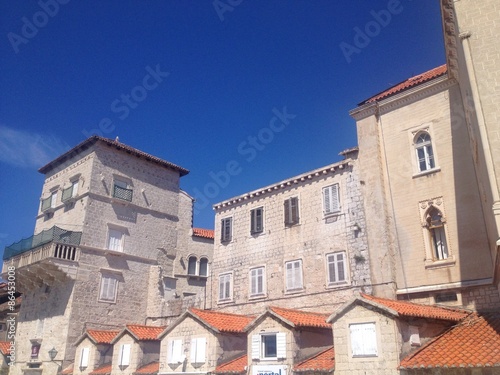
350, 323, 377, 357
218, 273, 232, 302
425, 207, 448, 260
113, 179, 133, 202
99, 274, 118, 302
119, 344, 131, 366
62, 180, 79, 202
251, 333, 286, 360
284, 197, 299, 226
168, 339, 183, 364
327, 252, 347, 285
251, 207, 264, 234
163, 277, 177, 299
285, 260, 303, 291
107, 228, 124, 252
323, 184, 340, 215
221, 217, 232, 242
41, 191, 58, 212
415, 132, 435, 172
190, 337, 206, 363
250, 267, 265, 296
80, 347, 90, 368
187, 256, 209, 277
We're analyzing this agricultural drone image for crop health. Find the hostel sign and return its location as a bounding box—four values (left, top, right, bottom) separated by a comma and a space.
252, 365, 287, 375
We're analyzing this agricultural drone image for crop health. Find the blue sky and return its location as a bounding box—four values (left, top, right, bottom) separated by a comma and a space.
0, 1, 445, 253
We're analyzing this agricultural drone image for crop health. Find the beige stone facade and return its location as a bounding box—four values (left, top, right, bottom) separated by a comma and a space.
210, 150, 371, 314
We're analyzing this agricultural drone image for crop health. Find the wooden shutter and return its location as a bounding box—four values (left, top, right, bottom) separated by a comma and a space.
324, 185, 340, 214
276, 332, 286, 359
120, 344, 131, 366
80, 347, 89, 368
291, 197, 299, 223
169, 339, 182, 363
108, 229, 123, 251
251, 335, 261, 359
350, 323, 377, 356
190, 337, 206, 363
284, 199, 290, 225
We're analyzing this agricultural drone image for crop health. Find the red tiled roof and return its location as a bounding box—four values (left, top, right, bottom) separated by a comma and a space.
193, 228, 215, 239
270, 306, 331, 329
38, 136, 189, 176
87, 329, 120, 344
126, 325, 165, 341
360, 64, 447, 105
190, 308, 254, 333
134, 362, 159, 375
294, 347, 335, 372
89, 364, 112, 375
60, 364, 74, 375
361, 293, 469, 322
214, 354, 247, 374
400, 313, 500, 369
0, 341, 11, 356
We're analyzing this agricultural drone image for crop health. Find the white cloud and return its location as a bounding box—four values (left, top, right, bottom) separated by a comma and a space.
0, 126, 70, 169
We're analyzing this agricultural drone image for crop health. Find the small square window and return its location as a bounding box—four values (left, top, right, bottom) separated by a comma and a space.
251, 207, 264, 234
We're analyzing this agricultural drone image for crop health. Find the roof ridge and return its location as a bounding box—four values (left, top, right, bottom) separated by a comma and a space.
190, 307, 254, 318
361, 293, 469, 314
270, 305, 330, 317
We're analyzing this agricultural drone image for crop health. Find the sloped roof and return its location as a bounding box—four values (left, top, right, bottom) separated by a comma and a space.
38, 135, 189, 176
214, 354, 247, 374
192, 228, 215, 239
400, 313, 500, 370
89, 364, 112, 375
87, 329, 120, 345
0, 341, 11, 356
359, 64, 447, 105
293, 346, 335, 373
269, 306, 331, 329
189, 308, 254, 333
134, 361, 160, 375
361, 293, 469, 322
125, 325, 165, 341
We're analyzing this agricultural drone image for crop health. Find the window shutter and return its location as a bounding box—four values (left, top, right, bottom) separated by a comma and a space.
190, 338, 197, 363
108, 229, 123, 252
80, 347, 90, 368
251, 335, 260, 359
51, 192, 58, 207
324, 185, 340, 214
291, 197, 299, 223
350, 324, 363, 356
169, 339, 182, 363
191, 337, 206, 363
286, 262, 293, 290
336, 253, 345, 281
293, 261, 302, 289
284, 200, 290, 225
276, 332, 286, 359
323, 187, 331, 214
363, 324, 377, 355
72, 181, 79, 197
120, 344, 131, 366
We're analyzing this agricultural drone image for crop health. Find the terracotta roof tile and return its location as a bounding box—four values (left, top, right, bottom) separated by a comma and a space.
360, 64, 447, 105
400, 313, 500, 369
192, 228, 214, 239
270, 306, 331, 329
87, 329, 120, 344
126, 325, 165, 341
89, 364, 112, 375
39, 136, 189, 176
294, 347, 335, 372
361, 293, 469, 322
214, 354, 247, 374
0, 341, 11, 355
134, 362, 159, 375
190, 308, 254, 333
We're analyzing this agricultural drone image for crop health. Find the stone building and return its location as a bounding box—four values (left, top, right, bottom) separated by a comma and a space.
1, 136, 213, 375
73, 329, 118, 375
210, 149, 370, 314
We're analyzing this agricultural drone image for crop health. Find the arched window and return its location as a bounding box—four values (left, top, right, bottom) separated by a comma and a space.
415, 132, 435, 172
426, 207, 448, 260
187, 256, 197, 275
199, 258, 208, 277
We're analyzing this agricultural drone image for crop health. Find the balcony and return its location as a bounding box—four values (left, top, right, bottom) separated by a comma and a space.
3, 226, 82, 291
40, 196, 53, 212
112, 184, 133, 202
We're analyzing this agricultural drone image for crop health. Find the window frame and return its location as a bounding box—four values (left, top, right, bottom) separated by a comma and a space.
284, 197, 300, 226
349, 322, 378, 357
323, 184, 340, 216
250, 207, 264, 234
326, 251, 348, 286
107, 227, 124, 252
285, 259, 303, 292
167, 338, 183, 364
80, 347, 90, 369
112, 178, 133, 202
190, 337, 206, 364
98, 273, 118, 303
218, 272, 233, 303
119, 343, 131, 367
221, 217, 232, 243
249, 266, 266, 297
414, 131, 435, 172
251, 332, 286, 360
187, 256, 209, 277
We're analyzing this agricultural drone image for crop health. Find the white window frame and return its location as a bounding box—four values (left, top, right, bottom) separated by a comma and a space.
50, 191, 58, 208
323, 184, 340, 215
251, 207, 264, 234
190, 337, 206, 363
80, 347, 90, 368
99, 273, 118, 303
414, 132, 435, 172
221, 217, 232, 243
119, 343, 131, 367
168, 338, 183, 364
349, 322, 378, 357
284, 196, 300, 226
285, 260, 303, 292
107, 227, 124, 252
326, 251, 348, 285
249, 266, 265, 297
218, 273, 233, 302
187, 256, 209, 277
251, 333, 286, 360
